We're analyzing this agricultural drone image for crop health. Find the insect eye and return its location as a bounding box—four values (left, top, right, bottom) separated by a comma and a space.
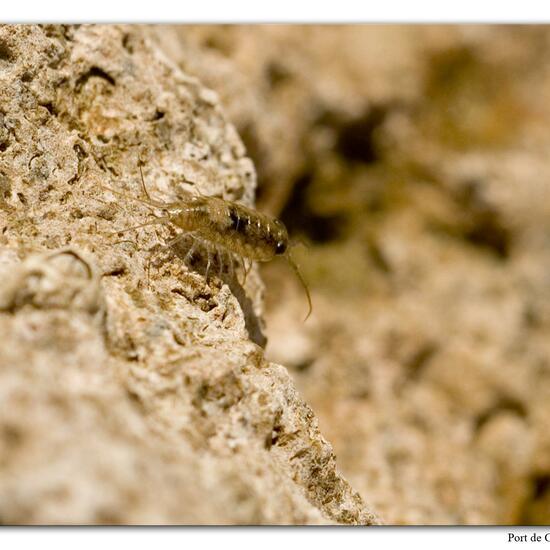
275, 241, 287, 255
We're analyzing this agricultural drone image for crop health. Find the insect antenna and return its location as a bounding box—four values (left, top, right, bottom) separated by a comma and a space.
285, 249, 313, 321
138, 163, 181, 208
98, 183, 163, 210
106, 216, 170, 237
138, 163, 153, 202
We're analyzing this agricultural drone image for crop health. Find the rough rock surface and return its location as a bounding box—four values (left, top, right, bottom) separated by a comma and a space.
0, 24, 379, 525
152, 25, 550, 524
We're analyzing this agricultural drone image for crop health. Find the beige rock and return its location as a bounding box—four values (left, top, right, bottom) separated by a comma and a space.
0, 24, 379, 525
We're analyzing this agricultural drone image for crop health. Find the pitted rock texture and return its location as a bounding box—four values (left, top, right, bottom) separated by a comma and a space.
0, 24, 379, 525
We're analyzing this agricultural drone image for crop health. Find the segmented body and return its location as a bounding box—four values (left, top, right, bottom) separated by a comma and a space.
168, 194, 288, 262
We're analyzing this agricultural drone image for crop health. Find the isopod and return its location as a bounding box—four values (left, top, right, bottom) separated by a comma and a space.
100, 164, 312, 320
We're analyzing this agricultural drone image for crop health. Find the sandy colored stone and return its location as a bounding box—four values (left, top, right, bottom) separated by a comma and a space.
6, 22, 550, 527
0, 24, 379, 525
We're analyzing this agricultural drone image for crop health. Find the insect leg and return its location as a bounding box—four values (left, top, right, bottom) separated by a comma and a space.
146, 231, 193, 287
229, 252, 235, 279
205, 244, 213, 281
216, 246, 223, 280
183, 236, 198, 265
236, 254, 246, 285
244, 259, 252, 283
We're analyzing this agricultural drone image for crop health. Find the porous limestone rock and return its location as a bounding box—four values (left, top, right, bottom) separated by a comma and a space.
0, 24, 379, 525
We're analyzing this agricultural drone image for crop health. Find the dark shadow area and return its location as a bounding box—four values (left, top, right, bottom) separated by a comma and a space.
169, 238, 267, 348
279, 173, 346, 244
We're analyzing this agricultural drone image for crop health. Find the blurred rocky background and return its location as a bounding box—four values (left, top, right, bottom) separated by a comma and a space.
153, 25, 550, 524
